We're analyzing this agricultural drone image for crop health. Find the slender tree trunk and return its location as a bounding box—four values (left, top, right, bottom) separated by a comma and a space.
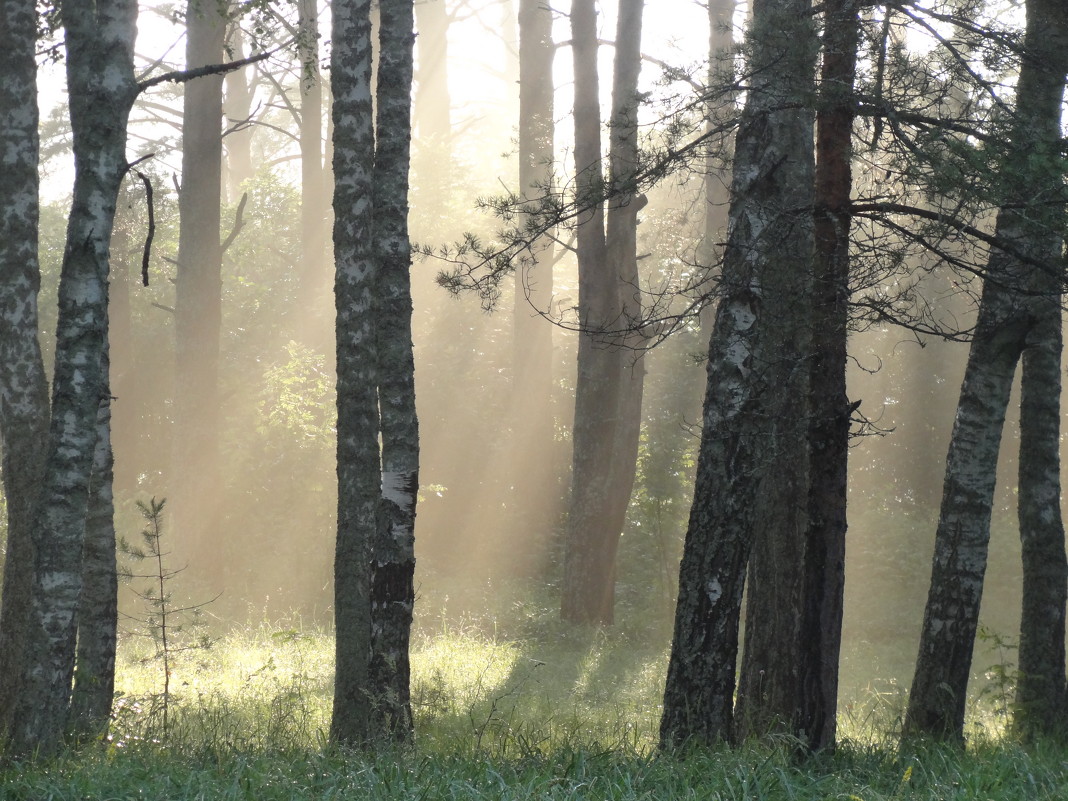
370, 0, 418, 741
413, 0, 451, 143
174, 0, 227, 591
1015, 288, 1066, 740
223, 22, 256, 199
560, 0, 646, 626
7, 0, 137, 755
330, 0, 378, 748
509, 0, 557, 568
660, 0, 816, 748
602, 0, 647, 607
796, 0, 859, 752
70, 347, 118, 739
905, 0, 1068, 741
697, 0, 736, 334
0, 0, 51, 741
560, 0, 616, 625
299, 0, 327, 294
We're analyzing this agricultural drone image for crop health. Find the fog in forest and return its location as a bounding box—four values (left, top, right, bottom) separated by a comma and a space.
18, 0, 1042, 713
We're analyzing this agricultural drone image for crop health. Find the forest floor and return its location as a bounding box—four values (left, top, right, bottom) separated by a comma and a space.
1, 598, 1064, 799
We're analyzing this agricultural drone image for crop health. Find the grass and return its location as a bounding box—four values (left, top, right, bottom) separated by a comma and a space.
1, 600, 1064, 800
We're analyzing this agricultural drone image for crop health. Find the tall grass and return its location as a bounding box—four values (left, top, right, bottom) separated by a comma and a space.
1, 598, 1063, 800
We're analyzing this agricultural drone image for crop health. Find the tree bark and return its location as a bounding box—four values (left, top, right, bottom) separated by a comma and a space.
508, 0, 557, 569
70, 350, 118, 740
413, 0, 451, 143
660, 0, 816, 748
7, 0, 137, 756
370, 0, 418, 742
223, 23, 256, 199
330, 0, 378, 748
0, 0, 52, 741
905, 0, 1068, 741
1015, 288, 1066, 740
299, 0, 328, 295
560, 0, 646, 626
796, 0, 860, 752
174, 0, 227, 591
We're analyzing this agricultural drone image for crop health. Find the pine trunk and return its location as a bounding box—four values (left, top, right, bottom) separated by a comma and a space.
510, 0, 557, 569
174, 0, 227, 591
796, 0, 859, 752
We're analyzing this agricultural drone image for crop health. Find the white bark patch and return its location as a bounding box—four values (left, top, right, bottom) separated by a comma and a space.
381, 470, 415, 511
706, 578, 723, 605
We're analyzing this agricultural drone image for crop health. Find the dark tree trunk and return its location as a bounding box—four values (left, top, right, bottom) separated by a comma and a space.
330, 0, 378, 748
70, 350, 118, 740
660, 0, 816, 748
796, 0, 860, 752
1016, 290, 1066, 740
7, 0, 137, 756
905, 0, 1068, 741
174, 0, 226, 591
0, 0, 52, 741
370, 0, 418, 742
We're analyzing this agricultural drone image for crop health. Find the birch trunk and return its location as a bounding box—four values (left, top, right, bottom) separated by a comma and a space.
70, 350, 118, 739
660, 0, 816, 747
1016, 291, 1066, 739
8, 0, 137, 755
330, 0, 378, 747
905, 0, 1068, 740
0, 0, 52, 739
370, 0, 418, 741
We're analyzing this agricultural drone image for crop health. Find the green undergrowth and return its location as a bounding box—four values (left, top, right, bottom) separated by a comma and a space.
2, 619, 1065, 799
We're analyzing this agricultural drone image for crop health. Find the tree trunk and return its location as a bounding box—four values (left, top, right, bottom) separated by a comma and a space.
299, 0, 327, 295
7, 0, 137, 755
905, 0, 1068, 741
560, 0, 646, 626
330, 0, 378, 748
0, 0, 52, 741
796, 0, 860, 752
223, 22, 256, 199
413, 0, 451, 143
1015, 290, 1066, 740
509, 0, 557, 571
660, 0, 816, 748
697, 0, 736, 334
174, 0, 227, 592
70, 350, 118, 740
370, 0, 418, 742
730, 0, 817, 743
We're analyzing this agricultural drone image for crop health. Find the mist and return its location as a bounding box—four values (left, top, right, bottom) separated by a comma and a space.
16, 0, 1046, 723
